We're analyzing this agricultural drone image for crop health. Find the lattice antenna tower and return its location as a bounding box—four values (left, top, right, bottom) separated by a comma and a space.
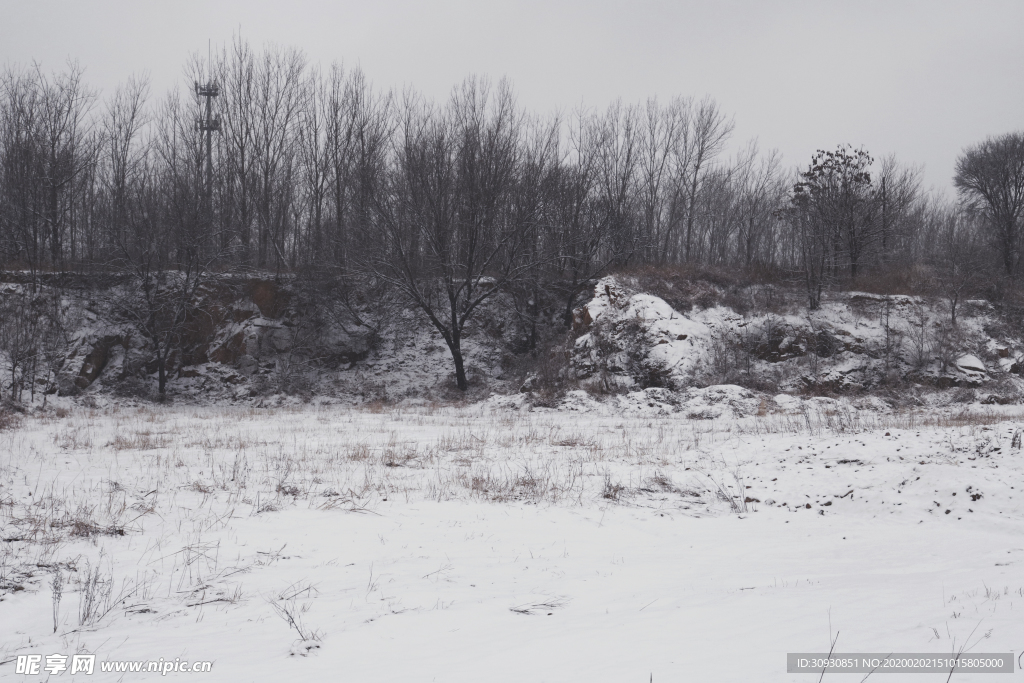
194, 41, 220, 214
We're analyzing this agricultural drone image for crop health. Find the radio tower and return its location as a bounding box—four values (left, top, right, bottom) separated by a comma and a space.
194, 46, 220, 223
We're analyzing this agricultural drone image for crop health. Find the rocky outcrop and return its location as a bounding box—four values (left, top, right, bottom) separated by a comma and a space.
71, 335, 124, 391
569, 277, 1024, 398
247, 280, 290, 318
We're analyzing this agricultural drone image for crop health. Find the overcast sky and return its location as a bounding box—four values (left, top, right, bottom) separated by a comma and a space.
2, 0, 1022, 193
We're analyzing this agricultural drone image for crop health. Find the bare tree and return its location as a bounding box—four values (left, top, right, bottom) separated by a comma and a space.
875, 154, 921, 266
734, 142, 786, 272
680, 97, 734, 263
546, 106, 638, 327
0, 63, 97, 281
636, 97, 687, 263
101, 75, 150, 256
506, 114, 559, 348
251, 47, 305, 271
0, 68, 40, 273
371, 78, 536, 390
786, 187, 830, 310
0, 290, 40, 402
931, 205, 984, 326
954, 132, 1024, 276
296, 67, 330, 263
109, 87, 225, 398
329, 67, 392, 268
592, 100, 639, 260
218, 38, 259, 262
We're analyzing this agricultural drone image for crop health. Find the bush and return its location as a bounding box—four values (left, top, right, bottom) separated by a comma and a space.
514, 333, 578, 406
0, 400, 24, 430
111, 376, 153, 400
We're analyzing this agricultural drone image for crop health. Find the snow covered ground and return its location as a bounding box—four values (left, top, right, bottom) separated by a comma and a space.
1, 402, 1023, 681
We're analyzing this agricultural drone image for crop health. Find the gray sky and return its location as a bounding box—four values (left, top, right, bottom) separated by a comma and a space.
3, 0, 1022, 193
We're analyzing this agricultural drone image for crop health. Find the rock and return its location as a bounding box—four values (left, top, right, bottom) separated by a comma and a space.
247, 279, 289, 318
74, 336, 122, 389
236, 355, 258, 376
956, 355, 986, 374
266, 326, 293, 353
998, 356, 1019, 374
571, 306, 593, 333
57, 377, 79, 397
520, 374, 538, 393
209, 331, 245, 364
814, 330, 841, 358
232, 306, 257, 323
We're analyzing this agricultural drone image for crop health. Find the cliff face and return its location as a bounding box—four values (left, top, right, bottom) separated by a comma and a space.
2, 274, 522, 405
4, 272, 1024, 409
1, 275, 374, 403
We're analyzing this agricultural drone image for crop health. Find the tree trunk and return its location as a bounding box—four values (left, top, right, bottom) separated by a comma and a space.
563, 293, 577, 328
157, 358, 167, 397
448, 341, 468, 391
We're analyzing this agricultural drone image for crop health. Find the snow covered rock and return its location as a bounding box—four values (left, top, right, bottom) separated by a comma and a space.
679, 385, 761, 419
572, 277, 711, 390
956, 355, 986, 374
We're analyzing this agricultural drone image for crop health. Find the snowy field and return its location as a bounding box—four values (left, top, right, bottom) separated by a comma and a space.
1, 402, 1023, 682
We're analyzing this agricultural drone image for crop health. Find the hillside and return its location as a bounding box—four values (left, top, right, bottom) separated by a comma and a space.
3, 272, 1024, 414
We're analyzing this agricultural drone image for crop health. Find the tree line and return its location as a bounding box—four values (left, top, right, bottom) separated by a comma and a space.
2, 40, 1023, 392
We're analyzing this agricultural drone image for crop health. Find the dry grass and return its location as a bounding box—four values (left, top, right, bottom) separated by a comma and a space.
0, 405, 22, 431
107, 431, 172, 451
1, 400, 1022, 628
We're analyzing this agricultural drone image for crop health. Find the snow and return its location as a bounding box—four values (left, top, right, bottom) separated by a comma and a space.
575, 279, 711, 387
774, 394, 800, 411
569, 276, 1024, 402
957, 355, 987, 374
2, 405, 1023, 681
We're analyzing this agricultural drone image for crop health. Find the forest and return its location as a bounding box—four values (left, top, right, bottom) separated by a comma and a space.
1, 39, 1023, 394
